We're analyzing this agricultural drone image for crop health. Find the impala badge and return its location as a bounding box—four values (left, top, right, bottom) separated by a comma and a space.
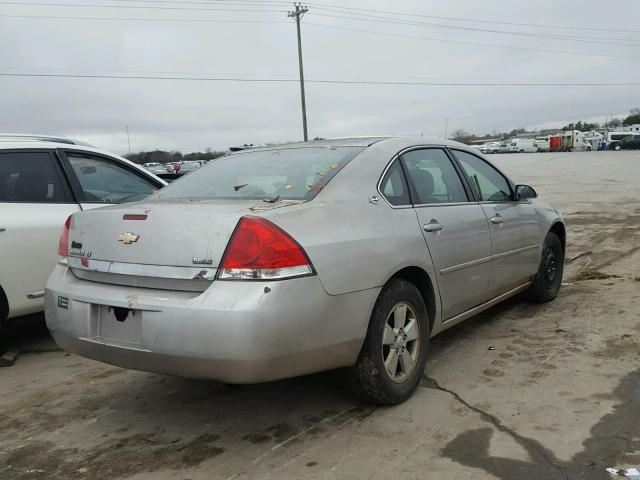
192, 257, 213, 265
118, 232, 140, 244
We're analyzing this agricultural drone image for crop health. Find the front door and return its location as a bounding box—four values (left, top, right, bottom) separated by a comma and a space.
451, 149, 540, 296
400, 148, 493, 320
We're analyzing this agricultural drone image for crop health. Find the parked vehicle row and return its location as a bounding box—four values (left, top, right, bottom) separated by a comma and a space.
142, 160, 207, 179
608, 134, 640, 150
470, 128, 640, 153
45, 137, 565, 404
0, 136, 166, 332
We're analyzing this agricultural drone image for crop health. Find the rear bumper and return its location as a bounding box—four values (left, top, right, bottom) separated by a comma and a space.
45, 265, 378, 383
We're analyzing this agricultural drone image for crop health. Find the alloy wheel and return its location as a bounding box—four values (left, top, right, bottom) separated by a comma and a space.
382, 302, 421, 383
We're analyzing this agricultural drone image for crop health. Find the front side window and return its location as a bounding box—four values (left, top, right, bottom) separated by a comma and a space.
401, 148, 468, 205
67, 154, 157, 203
452, 150, 513, 202
380, 160, 410, 206
0, 152, 72, 203
154, 146, 364, 201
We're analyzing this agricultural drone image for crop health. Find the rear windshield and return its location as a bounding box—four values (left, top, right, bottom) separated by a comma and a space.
153, 146, 364, 201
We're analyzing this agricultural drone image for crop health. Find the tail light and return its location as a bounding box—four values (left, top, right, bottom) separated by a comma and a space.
58, 215, 72, 257
218, 216, 314, 280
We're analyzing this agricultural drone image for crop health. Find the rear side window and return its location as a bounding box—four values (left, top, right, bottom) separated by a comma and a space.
0, 151, 73, 203
380, 160, 410, 206
67, 154, 157, 204
154, 146, 364, 201
401, 148, 468, 204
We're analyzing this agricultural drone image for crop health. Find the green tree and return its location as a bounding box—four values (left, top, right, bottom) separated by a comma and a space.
623, 108, 640, 125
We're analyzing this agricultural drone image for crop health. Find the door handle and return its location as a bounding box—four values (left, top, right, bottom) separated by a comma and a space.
490, 216, 504, 224
423, 222, 443, 232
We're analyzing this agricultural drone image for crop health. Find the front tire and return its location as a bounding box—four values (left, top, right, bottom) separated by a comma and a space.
347, 279, 430, 405
614, 144, 622, 151
527, 232, 564, 303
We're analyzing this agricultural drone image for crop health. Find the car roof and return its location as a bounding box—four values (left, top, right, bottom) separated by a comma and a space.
227, 136, 473, 155
0, 133, 96, 147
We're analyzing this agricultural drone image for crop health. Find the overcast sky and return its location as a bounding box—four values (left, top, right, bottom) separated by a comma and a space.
1, 0, 639, 154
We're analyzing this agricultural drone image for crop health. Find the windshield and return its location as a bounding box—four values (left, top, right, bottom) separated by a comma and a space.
153, 146, 364, 201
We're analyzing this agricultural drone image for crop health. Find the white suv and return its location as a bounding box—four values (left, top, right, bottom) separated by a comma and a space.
0, 135, 166, 331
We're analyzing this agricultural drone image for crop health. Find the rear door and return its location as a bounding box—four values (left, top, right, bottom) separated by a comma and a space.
59, 150, 161, 209
450, 149, 540, 296
0, 150, 80, 317
399, 147, 493, 320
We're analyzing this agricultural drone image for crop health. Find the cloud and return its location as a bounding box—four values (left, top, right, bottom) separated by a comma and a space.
1, 0, 638, 154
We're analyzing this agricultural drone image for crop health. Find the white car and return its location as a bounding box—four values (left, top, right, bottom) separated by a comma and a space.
480, 142, 500, 154
0, 135, 166, 332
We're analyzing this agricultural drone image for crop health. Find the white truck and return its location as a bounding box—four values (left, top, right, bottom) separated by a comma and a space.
509, 138, 537, 153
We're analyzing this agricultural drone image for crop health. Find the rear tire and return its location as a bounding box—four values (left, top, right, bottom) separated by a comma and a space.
527, 232, 564, 303
347, 279, 430, 405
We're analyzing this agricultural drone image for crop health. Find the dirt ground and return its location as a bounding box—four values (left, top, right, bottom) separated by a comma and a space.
2, 151, 640, 480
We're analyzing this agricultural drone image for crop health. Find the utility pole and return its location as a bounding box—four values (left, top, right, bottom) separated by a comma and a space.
126, 125, 131, 153
288, 3, 309, 141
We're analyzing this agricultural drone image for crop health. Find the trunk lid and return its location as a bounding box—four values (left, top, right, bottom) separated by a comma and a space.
71, 199, 256, 268
67, 199, 301, 290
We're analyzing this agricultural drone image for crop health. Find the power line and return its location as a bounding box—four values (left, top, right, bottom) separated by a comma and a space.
0, 13, 287, 23
0, 1, 287, 12
103, 0, 291, 5
310, 10, 640, 47
7, 0, 637, 45
4, 12, 639, 58
305, 1, 640, 35
2, 72, 639, 86
304, 22, 640, 60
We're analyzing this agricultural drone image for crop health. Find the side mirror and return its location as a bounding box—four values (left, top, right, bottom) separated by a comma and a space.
515, 184, 537, 200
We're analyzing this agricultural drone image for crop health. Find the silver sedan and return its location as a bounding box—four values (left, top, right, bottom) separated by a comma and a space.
45, 137, 565, 404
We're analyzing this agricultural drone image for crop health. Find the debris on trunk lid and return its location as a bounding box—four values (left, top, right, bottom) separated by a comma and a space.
263, 195, 280, 203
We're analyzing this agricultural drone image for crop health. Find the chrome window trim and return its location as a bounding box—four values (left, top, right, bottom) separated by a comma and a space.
448, 148, 516, 202
377, 144, 475, 210
413, 201, 479, 208
376, 154, 412, 209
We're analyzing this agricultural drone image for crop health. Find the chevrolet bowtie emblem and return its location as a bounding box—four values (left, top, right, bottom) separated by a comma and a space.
118, 232, 140, 244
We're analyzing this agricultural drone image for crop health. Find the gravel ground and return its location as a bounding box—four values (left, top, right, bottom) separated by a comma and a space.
1, 150, 640, 480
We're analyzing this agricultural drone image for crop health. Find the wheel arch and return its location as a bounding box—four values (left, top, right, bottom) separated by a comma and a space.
549, 221, 566, 252
388, 266, 437, 331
